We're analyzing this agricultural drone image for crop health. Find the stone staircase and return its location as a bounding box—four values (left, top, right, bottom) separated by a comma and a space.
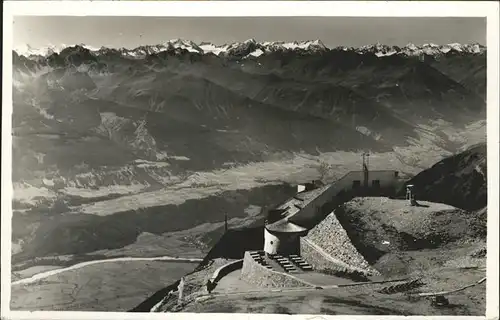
288, 254, 314, 271
268, 254, 298, 273
249, 251, 314, 274
249, 251, 273, 270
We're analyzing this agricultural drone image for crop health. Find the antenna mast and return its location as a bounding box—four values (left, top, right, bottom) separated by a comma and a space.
362, 152, 370, 172
362, 152, 370, 190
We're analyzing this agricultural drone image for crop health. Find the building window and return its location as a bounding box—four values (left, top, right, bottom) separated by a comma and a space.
394, 171, 399, 177
372, 180, 381, 188
352, 180, 361, 189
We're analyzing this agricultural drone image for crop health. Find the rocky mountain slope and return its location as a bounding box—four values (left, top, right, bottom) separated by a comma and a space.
401, 143, 487, 211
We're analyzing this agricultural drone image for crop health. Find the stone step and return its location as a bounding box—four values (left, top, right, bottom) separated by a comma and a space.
287, 256, 314, 271
290, 258, 304, 262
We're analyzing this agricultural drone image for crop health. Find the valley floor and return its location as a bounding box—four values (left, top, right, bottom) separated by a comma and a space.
12, 256, 203, 285
11, 260, 200, 311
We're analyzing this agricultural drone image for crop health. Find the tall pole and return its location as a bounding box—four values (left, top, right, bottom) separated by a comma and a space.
362, 152, 370, 171
224, 213, 228, 233
362, 152, 370, 190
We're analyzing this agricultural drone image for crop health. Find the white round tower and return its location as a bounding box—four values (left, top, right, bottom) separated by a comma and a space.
263, 228, 281, 254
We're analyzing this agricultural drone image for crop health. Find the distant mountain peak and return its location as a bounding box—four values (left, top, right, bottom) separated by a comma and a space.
164, 39, 203, 53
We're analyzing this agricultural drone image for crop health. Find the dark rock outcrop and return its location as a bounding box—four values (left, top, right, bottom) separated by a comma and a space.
400, 143, 486, 211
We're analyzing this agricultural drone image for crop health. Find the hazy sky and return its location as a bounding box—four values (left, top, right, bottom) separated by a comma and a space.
13, 16, 486, 50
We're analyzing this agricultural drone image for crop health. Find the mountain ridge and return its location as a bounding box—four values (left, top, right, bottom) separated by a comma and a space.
11, 38, 486, 183
14, 40, 486, 60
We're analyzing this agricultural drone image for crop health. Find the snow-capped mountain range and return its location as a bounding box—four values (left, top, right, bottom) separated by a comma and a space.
14, 39, 486, 60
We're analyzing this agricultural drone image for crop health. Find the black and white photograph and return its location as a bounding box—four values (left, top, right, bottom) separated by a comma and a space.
2, 1, 499, 319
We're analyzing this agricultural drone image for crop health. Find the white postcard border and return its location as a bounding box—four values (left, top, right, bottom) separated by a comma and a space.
2, 2, 499, 320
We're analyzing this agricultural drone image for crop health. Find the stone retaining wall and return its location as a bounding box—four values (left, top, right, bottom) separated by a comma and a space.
210, 259, 243, 284
240, 252, 312, 288
300, 239, 343, 270
302, 210, 380, 276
